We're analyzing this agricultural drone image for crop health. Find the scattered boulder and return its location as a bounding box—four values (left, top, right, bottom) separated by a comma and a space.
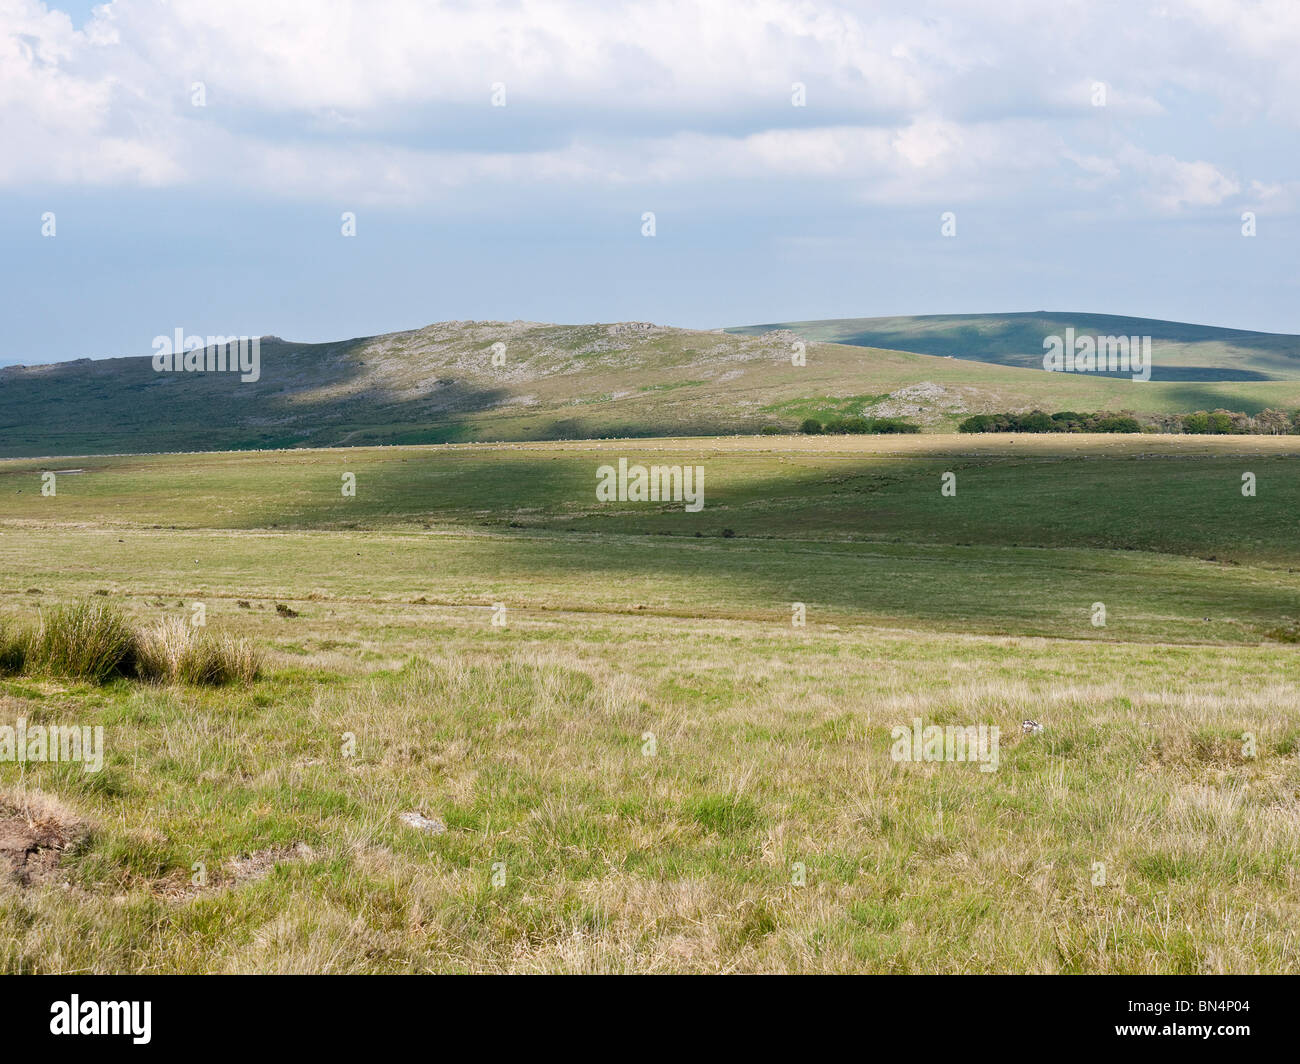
399, 812, 446, 835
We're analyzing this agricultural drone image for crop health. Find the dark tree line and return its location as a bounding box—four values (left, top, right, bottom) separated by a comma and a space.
800, 416, 920, 435
959, 408, 1300, 434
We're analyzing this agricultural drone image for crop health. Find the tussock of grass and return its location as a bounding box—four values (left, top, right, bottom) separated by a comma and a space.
133, 616, 189, 682
0, 620, 30, 675
136, 618, 262, 686
31, 600, 136, 683
3, 600, 261, 687
211, 632, 263, 686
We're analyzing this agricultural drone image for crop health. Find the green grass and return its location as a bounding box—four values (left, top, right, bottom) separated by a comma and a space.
759, 393, 892, 421
29, 601, 137, 684
1, 433, 1299, 972
3, 607, 1299, 972
0, 619, 28, 675
1, 600, 261, 687
3, 435, 1299, 643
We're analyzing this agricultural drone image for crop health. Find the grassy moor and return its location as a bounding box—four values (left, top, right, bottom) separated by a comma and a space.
3, 432, 1299, 973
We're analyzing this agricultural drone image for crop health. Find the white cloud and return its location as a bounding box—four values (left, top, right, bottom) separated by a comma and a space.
0, 0, 1293, 213
1119, 147, 1241, 211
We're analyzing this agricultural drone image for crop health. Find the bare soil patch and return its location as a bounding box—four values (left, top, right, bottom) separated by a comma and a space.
154, 841, 315, 899
0, 791, 89, 888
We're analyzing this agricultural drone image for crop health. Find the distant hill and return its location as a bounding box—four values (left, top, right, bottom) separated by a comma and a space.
6, 318, 1300, 457
728, 312, 1300, 381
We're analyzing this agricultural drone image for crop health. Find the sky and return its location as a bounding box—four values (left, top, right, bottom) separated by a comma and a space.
1, 0, 1298, 367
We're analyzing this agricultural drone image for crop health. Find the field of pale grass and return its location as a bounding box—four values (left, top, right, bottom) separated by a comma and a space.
2, 435, 1298, 972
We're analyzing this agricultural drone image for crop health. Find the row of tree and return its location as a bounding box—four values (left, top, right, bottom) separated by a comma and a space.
799, 416, 920, 435
1155, 409, 1298, 434
959, 409, 1300, 434
959, 411, 1140, 433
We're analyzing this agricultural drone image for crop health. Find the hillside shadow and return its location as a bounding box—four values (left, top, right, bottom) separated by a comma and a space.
0, 337, 517, 456
1146, 382, 1297, 414
739, 313, 1300, 383
215, 447, 1300, 640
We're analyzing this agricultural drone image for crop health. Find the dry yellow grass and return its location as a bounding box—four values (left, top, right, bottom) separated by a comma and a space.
3, 597, 1298, 973
1, 436, 1298, 972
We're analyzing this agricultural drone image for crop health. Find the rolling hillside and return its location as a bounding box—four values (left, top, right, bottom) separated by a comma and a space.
6, 318, 1300, 457
729, 312, 1300, 381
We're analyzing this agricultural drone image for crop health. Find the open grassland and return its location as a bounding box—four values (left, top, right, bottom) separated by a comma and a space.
2, 434, 1299, 972
4, 434, 1300, 643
